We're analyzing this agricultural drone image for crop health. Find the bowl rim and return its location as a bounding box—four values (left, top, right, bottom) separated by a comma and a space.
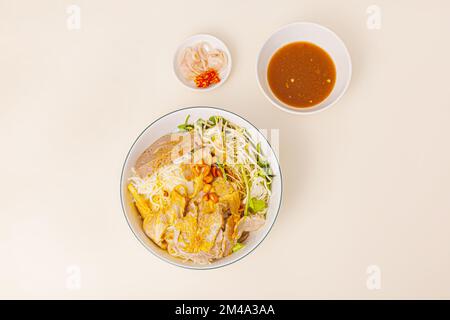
120, 106, 283, 270
256, 21, 352, 115
173, 34, 233, 92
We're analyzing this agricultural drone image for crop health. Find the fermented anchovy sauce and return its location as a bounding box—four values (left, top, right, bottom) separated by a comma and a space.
268, 41, 336, 108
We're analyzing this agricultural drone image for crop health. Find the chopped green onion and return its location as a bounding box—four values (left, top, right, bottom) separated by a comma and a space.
232, 243, 245, 252
248, 197, 266, 213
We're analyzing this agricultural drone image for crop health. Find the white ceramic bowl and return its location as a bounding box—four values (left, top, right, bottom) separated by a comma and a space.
173, 34, 232, 91
257, 22, 352, 114
120, 107, 282, 269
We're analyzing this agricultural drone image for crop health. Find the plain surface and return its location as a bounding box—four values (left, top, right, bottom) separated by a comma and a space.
1, 0, 449, 299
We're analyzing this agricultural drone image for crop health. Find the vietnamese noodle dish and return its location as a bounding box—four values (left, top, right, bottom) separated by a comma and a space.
127, 115, 273, 264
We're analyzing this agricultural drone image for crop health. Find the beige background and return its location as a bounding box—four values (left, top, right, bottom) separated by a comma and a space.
1, 0, 449, 299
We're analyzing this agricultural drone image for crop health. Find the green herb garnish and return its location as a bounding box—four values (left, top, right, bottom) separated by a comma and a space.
256, 143, 270, 168
248, 197, 266, 213
177, 115, 194, 131
240, 164, 250, 216
232, 243, 245, 252
216, 161, 227, 180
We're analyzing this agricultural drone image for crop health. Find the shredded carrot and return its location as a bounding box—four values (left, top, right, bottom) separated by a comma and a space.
195, 69, 221, 88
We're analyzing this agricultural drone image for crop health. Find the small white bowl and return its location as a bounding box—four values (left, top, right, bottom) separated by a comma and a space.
174, 34, 232, 91
120, 107, 282, 269
257, 22, 352, 114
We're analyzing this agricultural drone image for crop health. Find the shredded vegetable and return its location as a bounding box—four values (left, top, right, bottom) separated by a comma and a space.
178, 115, 273, 216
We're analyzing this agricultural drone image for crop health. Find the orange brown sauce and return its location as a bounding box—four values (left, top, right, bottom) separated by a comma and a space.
267, 41, 336, 108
